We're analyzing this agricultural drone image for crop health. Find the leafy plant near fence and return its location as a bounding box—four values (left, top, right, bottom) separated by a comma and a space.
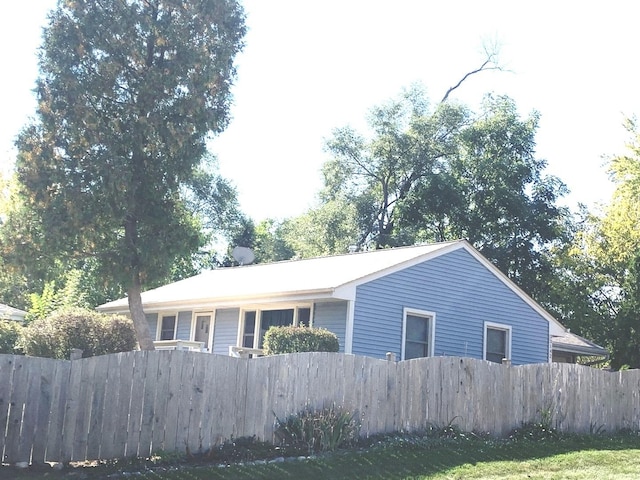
274, 404, 361, 454
263, 325, 339, 355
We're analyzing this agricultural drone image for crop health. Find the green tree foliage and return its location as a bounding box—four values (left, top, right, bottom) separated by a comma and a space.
26, 269, 89, 322
19, 308, 136, 359
280, 199, 360, 258
0, 321, 24, 355
263, 326, 339, 355
14, 0, 246, 349
401, 95, 569, 297
222, 217, 294, 265
555, 119, 640, 366
321, 88, 569, 298
610, 253, 640, 369
323, 85, 469, 249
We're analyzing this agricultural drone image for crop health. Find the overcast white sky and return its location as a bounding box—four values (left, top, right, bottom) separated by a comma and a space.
2, 1, 639, 221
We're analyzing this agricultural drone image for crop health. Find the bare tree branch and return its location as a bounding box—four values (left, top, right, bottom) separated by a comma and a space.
440, 44, 504, 103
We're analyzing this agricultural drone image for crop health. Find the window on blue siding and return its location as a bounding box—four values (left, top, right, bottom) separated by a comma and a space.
484, 322, 512, 363
259, 309, 294, 348
402, 309, 435, 360
160, 315, 176, 340
241, 306, 312, 349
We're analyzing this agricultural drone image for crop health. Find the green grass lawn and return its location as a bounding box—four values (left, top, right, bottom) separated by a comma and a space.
6, 433, 640, 479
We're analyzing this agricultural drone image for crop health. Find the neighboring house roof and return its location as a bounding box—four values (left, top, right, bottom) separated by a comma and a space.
98, 239, 566, 336
0, 303, 27, 322
551, 330, 609, 358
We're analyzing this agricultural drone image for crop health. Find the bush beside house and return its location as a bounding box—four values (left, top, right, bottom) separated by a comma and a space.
19, 308, 136, 359
263, 326, 339, 355
0, 320, 23, 354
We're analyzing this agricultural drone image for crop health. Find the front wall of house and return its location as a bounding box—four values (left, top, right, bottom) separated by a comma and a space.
213, 308, 240, 355
313, 301, 348, 352
351, 248, 550, 365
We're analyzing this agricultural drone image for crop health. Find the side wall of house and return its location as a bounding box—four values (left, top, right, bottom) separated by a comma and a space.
213, 308, 240, 355
313, 301, 348, 352
351, 248, 550, 365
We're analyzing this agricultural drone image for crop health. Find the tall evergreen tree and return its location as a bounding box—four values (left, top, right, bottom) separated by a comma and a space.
14, 0, 245, 349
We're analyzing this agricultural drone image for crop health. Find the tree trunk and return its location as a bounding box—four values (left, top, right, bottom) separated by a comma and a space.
128, 271, 155, 351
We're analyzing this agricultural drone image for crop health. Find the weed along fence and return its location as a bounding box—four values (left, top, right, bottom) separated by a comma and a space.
1, 351, 639, 465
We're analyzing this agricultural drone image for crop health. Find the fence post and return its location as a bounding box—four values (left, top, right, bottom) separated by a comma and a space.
386, 352, 396, 362
502, 358, 511, 367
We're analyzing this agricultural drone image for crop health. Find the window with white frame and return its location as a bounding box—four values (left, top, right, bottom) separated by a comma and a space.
159, 315, 176, 340
484, 322, 511, 363
241, 306, 312, 349
402, 309, 435, 360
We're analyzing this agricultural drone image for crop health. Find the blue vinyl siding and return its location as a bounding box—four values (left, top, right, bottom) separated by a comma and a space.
176, 311, 192, 340
351, 248, 550, 365
213, 308, 240, 355
313, 301, 347, 352
146, 313, 158, 340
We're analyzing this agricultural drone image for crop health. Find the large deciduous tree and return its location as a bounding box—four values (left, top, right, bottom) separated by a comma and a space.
322, 85, 469, 249
401, 95, 569, 297
14, 0, 245, 349
321, 88, 569, 299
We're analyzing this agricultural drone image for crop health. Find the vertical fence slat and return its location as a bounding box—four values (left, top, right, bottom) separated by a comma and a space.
0, 355, 17, 462
30, 357, 55, 464
138, 351, 160, 458
5, 356, 31, 463
125, 351, 149, 458
185, 353, 207, 454
44, 360, 71, 463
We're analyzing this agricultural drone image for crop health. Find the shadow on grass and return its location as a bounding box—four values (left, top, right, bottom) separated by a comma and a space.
4, 432, 640, 480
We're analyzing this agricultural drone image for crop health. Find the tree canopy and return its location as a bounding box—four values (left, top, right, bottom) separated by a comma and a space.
317, 88, 569, 298
13, 0, 246, 349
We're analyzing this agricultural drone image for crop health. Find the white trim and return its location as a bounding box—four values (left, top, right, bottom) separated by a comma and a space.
210, 309, 216, 353
344, 300, 355, 354
192, 311, 214, 352
483, 321, 512, 363
401, 308, 436, 361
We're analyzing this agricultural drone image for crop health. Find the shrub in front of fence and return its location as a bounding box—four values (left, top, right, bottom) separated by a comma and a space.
274, 404, 361, 454
263, 326, 339, 355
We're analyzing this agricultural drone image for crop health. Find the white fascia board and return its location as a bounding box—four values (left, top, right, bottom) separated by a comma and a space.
100, 289, 337, 315
332, 284, 357, 301
461, 242, 566, 337
334, 240, 466, 293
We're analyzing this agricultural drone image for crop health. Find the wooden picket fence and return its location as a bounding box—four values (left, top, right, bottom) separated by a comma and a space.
1, 351, 639, 465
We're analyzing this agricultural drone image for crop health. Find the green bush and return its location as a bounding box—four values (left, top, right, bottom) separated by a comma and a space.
263, 325, 339, 355
19, 308, 136, 359
0, 320, 24, 354
275, 404, 361, 454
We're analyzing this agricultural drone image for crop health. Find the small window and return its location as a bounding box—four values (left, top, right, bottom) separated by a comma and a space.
243, 311, 256, 348
402, 309, 435, 360
297, 307, 311, 327
259, 309, 294, 348
484, 322, 511, 363
160, 315, 176, 340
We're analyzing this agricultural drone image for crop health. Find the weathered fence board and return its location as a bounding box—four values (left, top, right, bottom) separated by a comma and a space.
1, 351, 639, 465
